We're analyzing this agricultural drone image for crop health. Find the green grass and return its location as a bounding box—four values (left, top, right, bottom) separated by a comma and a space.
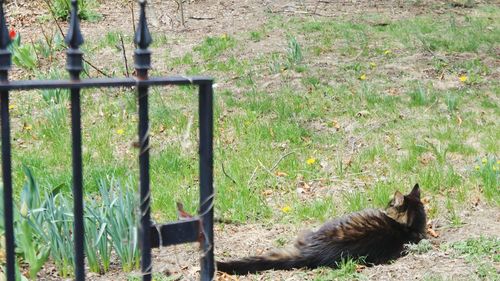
446, 236, 500, 280
193, 35, 237, 60
313, 258, 365, 281
3, 2, 499, 280
6, 3, 499, 227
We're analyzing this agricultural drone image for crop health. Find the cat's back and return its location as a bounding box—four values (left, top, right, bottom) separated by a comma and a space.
300, 209, 411, 265
318, 208, 398, 239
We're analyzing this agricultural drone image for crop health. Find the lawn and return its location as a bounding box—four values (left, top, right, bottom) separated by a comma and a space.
1, 0, 499, 280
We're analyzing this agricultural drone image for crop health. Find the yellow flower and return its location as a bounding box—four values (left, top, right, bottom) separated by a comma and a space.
482, 158, 487, 164
116, 129, 125, 135
459, 75, 468, 83
474, 165, 480, 170
359, 74, 366, 81
369, 62, 377, 68
384, 50, 391, 55
306, 158, 316, 165
281, 205, 292, 213
493, 166, 498, 171
8, 105, 14, 110
20, 201, 28, 217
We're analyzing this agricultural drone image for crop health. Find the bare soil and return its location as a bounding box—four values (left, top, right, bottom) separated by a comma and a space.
35, 202, 498, 280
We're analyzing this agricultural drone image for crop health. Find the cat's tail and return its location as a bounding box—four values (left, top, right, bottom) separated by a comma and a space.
216, 247, 307, 275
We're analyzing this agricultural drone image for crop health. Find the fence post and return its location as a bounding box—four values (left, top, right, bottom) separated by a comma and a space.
65, 1, 86, 280
199, 82, 214, 280
0, 2, 15, 280
134, 1, 153, 280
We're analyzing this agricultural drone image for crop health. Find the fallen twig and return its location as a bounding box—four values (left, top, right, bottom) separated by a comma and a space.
189, 16, 215, 20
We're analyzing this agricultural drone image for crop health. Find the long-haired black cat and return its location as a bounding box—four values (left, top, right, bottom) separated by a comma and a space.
217, 184, 427, 274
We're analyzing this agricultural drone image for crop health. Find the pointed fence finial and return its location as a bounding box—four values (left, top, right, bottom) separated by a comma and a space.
65, 0, 84, 79
65, 0, 84, 49
0, 2, 12, 74
134, 0, 152, 49
134, 0, 152, 76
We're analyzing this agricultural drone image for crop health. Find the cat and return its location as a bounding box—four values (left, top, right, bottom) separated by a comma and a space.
217, 184, 426, 274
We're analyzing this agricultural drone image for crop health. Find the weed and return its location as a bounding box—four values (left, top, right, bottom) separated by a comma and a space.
194, 35, 236, 60
445, 197, 462, 227
343, 191, 368, 212
407, 82, 436, 106
405, 239, 433, 254
171, 53, 194, 67
422, 274, 448, 281
51, 0, 101, 21
286, 36, 303, 67
369, 182, 394, 208
444, 92, 459, 113
447, 236, 500, 279
449, 236, 499, 261
249, 30, 264, 42
313, 258, 365, 281
474, 157, 499, 204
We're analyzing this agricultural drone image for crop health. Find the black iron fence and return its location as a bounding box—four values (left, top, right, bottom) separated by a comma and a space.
0, 0, 214, 280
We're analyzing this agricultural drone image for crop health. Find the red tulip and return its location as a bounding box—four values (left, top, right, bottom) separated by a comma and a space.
9, 29, 16, 40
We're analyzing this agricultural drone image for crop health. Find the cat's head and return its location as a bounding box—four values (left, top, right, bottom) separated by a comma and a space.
385, 184, 426, 234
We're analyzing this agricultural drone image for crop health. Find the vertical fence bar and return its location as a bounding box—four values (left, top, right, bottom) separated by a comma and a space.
65, 1, 85, 280
0, 3, 14, 280
134, 1, 153, 280
199, 82, 214, 280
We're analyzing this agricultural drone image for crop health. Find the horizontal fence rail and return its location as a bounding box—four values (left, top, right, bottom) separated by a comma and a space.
0, 76, 214, 90
0, 0, 214, 281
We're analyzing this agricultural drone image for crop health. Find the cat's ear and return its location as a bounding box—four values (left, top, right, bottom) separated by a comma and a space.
409, 183, 421, 199
393, 191, 404, 207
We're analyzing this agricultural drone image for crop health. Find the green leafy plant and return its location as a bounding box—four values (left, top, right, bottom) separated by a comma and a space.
84, 215, 108, 274
99, 178, 140, 272
0, 263, 30, 281
8, 29, 37, 70
12, 44, 38, 70
15, 168, 51, 279
85, 198, 112, 273
286, 36, 303, 67
407, 82, 436, 106
51, 0, 101, 21
42, 192, 75, 277
474, 157, 499, 204
33, 31, 65, 60
36, 68, 69, 104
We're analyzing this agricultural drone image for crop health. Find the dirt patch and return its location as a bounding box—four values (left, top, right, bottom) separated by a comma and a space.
34, 203, 495, 280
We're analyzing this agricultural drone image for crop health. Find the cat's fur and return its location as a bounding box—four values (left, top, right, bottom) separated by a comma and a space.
217, 184, 426, 274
